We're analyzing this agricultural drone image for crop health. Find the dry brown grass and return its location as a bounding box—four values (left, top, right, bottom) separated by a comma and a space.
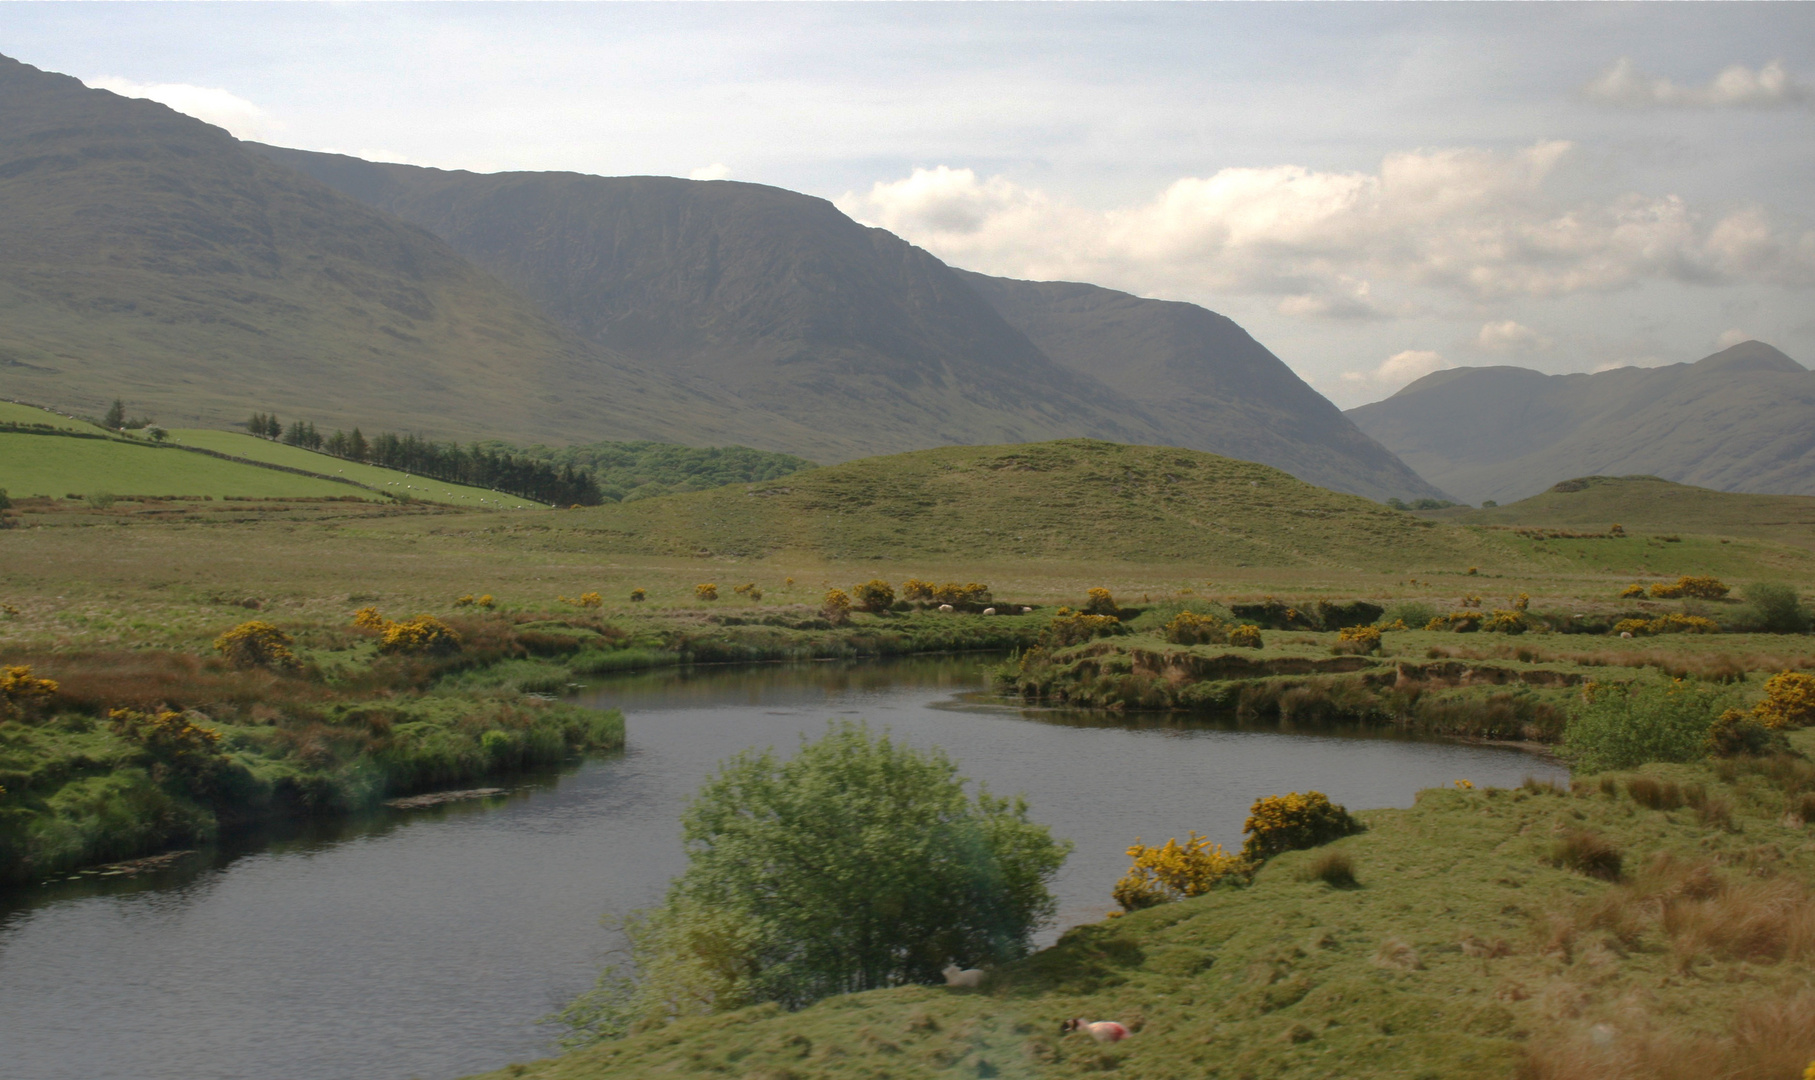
1519, 992, 1815, 1080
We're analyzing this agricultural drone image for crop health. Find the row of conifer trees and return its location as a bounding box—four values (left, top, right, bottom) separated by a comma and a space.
245, 413, 603, 506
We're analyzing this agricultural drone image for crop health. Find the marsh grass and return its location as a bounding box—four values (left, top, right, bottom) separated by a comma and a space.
1550, 830, 1623, 880
1299, 850, 1359, 889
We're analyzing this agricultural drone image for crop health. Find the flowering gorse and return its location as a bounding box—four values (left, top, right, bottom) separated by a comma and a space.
213, 621, 298, 669
0, 664, 58, 721
1612, 613, 1720, 637
1240, 791, 1362, 862
1649, 575, 1729, 600
1164, 610, 1226, 646
694, 584, 719, 601
1228, 624, 1264, 649
1112, 832, 1245, 912
1754, 671, 1815, 730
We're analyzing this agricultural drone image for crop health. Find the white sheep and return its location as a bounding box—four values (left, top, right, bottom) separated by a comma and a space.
941, 964, 985, 988
982, 607, 996, 616
938, 604, 954, 613
1619, 631, 1633, 639
1021, 606, 1033, 614
1061, 1018, 1131, 1042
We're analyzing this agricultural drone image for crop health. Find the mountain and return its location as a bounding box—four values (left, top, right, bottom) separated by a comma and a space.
250, 145, 1442, 499
954, 272, 1445, 501
0, 54, 794, 447
1345, 341, 1815, 504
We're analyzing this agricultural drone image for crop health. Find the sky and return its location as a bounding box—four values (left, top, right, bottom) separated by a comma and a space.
4, 2, 1813, 406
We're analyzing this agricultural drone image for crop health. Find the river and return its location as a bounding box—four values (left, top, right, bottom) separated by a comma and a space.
0, 655, 1567, 1080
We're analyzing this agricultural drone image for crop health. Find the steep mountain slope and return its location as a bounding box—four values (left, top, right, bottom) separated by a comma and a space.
956, 272, 1446, 501
0, 54, 802, 448
253, 145, 1441, 497
249, 146, 1163, 460
1345, 341, 1815, 504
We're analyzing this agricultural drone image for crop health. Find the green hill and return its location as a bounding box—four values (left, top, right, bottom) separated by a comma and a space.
560, 439, 1519, 570
1437, 474, 1815, 553
166, 430, 530, 507
0, 431, 366, 500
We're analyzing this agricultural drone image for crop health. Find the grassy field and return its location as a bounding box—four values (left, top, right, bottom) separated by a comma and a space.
0, 430, 371, 500
3, 436, 1813, 1078
474, 734, 1815, 1080
168, 428, 529, 507
1431, 475, 1815, 554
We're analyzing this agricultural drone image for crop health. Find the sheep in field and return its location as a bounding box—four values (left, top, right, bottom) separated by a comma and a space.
938, 604, 954, 613
941, 964, 985, 988
981, 607, 996, 616
1061, 1018, 1131, 1042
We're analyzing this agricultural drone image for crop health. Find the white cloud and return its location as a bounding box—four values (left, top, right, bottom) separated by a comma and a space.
1584, 58, 1810, 109
689, 163, 733, 181
839, 143, 1815, 317
86, 77, 279, 140
1476, 320, 1551, 353
1339, 349, 1451, 393
1715, 328, 1752, 350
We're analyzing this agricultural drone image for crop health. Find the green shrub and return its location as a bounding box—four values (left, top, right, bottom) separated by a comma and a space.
1743, 582, 1810, 633
1383, 601, 1435, 629
1563, 679, 1727, 772
1040, 608, 1123, 648
1164, 610, 1226, 645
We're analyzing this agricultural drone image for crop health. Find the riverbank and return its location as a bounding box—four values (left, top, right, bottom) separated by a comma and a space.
472, 730, 1815, 1080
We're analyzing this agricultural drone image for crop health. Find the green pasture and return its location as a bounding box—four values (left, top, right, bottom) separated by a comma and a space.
169, 428, 529, 508
0, 431, 364, 500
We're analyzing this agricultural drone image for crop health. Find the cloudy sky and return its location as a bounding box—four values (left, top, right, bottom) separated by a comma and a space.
5, 2, 1812, 406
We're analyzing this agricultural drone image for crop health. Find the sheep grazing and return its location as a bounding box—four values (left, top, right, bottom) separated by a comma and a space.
941, 964, 985, 988
1061, 1018, 1131, 1043
938, 604, 955, 613
1619, 631, 1633, 639
982, 607, 997, 616
1021, 606, 1033, 614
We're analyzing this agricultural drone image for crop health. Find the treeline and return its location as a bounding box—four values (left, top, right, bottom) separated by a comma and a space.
485, 439, 816, 502
245, 413, 602, 506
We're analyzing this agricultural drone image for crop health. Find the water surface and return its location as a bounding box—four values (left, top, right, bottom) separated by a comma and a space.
0, 656, 1566, 1080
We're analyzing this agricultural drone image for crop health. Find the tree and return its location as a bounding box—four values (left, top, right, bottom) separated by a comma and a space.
559, 722, 1070, 1041
103, 399, 125, 429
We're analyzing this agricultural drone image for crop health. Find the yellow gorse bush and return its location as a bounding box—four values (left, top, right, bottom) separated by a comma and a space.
1427, 611, 1483, 632
733, 582, 762, 600
108, 707, 221, 762
1619, 583, 1646, 599
852, 579, 894, 612
695, 583, 719, 601
1040, 608, 1123, 648
1649, 575, 1729, 600
352, 607, 387, 631
0, 664, 59, 720
453, 594, 495, 609
1164, 610, 1226, 645
1612, 613, 1721, 637
629, 588, 647, 602
1228, 624, 1264, 649
557, 592, 603, 609
900, 579, 935, 602
932, 582, 991, 606
821, 588, 853, 625
1112, 832, 1244, 912
1083, 587, 1117, 615
1482, 609, 1530, 635
1754, 671, 1815, 730
1240, 791, 1362, 862
357, 611, 464, 656
213, 621, 298, 669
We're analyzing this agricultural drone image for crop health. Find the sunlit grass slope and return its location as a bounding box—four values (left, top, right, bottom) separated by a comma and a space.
565, 439, 1525, 571
168, 429, 530, 508
0, 398, 110, 434
1437, 475, 1815, 553
0, 431, 362, 500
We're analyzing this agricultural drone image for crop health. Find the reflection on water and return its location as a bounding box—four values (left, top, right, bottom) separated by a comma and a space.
0, 655, 1567, 1080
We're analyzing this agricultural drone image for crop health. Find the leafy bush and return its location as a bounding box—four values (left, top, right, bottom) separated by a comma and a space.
852, 579, 895, 613
1040, 609, 1123, 648
900, 579, 935, 602
379, 616, 463, 656
821, 589, 852, 626
694, 583, 718, 602
1650, 575, 1729, 600
1481, 609, 1529, 635
1383, 600, 1435, 629
352, 607, 387, 632
1332, 624, 1381, 655
1164, 610, 1226, 646
1754, 671, 1815, 730
1426, 611, 1482, 632
1082, 587, 1117, 616
1619, 583, 1645, 598
1549, 829, 1622, 880
629, 589, 646, 603
732, 582, 763, 601
1705, 709, 1785, 757
453, 594, 495, 609
212, 621, 298, 669
1112, 832, 1244, 911
1240, 791, 1362, 862
1743, 582, 1810, 633
1228, 624, 1264, 649
557, 722, 1070, 1038
0, 665, 59, 722
932, 582, 992, 607
1563, 679, 1727, 772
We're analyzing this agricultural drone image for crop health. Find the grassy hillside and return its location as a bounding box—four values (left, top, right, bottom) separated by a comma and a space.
474, 741, 1815, 1080
557, 439, 1520, 571
168, 429, 529, 508
0, 431, 367, 500
1433, 475, 1815, 554
1346, 341, 1815, 503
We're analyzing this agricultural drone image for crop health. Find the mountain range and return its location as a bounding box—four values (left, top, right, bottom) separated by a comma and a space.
1346, 341, 1815, 505
2, 50, 1439, 499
